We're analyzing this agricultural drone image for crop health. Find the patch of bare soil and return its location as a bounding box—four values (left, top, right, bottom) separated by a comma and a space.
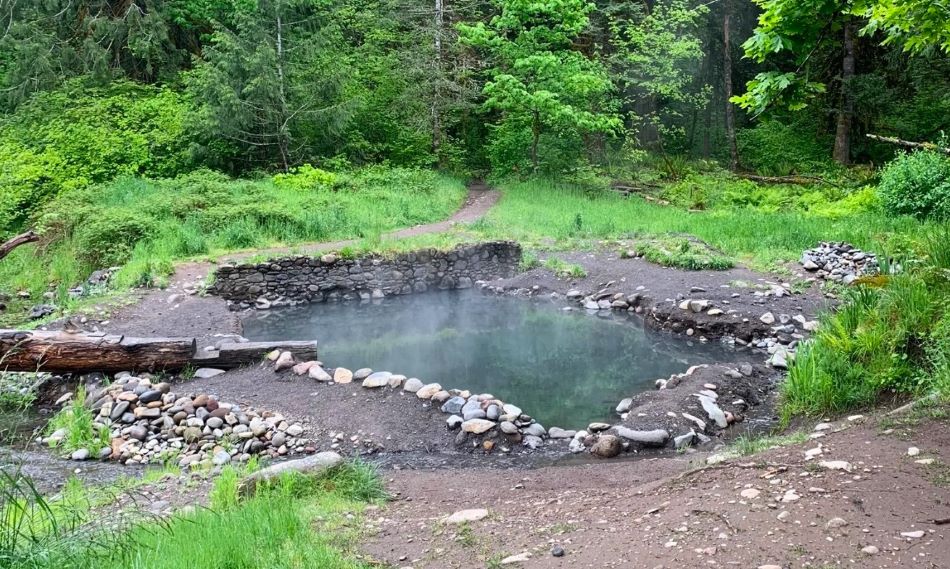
362, 413, 950, 569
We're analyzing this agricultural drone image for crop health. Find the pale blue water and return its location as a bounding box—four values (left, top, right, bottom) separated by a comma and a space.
241, 291, 733, 428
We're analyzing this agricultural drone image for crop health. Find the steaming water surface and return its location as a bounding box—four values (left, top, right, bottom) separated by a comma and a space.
241, 290, 734, 428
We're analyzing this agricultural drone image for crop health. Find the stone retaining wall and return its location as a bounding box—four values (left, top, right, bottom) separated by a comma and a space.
211, 241, 522, 309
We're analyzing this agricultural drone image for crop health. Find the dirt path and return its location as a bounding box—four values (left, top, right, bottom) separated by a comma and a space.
173, 184, 499, 285
363, 410, 950, 568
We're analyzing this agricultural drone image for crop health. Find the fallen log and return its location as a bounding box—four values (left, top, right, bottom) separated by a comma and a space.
0, 330, 319, 374
738, 173, 842, 188
0, 330, 196, 374
866, 134, 950, 156
0, 230, 38, 262
194, 341, 319, 368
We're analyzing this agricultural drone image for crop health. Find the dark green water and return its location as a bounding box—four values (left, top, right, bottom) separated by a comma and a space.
241, 291, 734, 428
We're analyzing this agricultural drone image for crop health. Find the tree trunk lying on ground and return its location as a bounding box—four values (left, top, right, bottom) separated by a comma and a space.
737, 173, 841, 187
866, 134, 950, 155
0, 329, 318, 374
0, 230, 38, 262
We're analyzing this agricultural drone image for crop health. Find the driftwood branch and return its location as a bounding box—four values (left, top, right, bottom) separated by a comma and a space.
0, 230, 38, 261
866, 134, 950, 156
0, 329, 318, 374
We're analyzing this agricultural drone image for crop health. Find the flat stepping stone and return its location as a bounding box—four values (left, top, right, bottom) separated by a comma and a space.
445, 509, 488, 524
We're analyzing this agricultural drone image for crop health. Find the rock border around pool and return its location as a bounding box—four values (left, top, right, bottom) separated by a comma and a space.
265, 347, 779, 459
266, 349, 553, 454
211, 241, 522, 310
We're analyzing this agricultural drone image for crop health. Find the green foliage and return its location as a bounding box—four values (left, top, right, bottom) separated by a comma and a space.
633, 238, 734, 271
543, 257, 587, 279
731, 431, 810, 456
185, 0, 350, 170
858, 0, 950, 54
736, 120, 837, 176
0, 80, 193, 236
459, 0, 621, 173
736, 0, 950, 116
878, 150, 950, 220
73, 212, 158, 267
273, 165, 338, 191
0, 0, 190, 109
782, 232, 950, 417
0, 469, 144, 569
475, 177, 926, 270
0, 374, 36, 412
44, 388, 110, 456
1, 461, 381, 569
604, 0, 708, 149
0, 167, 466, 325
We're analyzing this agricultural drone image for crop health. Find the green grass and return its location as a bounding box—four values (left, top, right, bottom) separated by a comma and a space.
44, 387, 110, 456
629, 237, 734, 270
731, 431, 810, 456
1, 461, 385, 569
474, 178, 927, 269
543, 256, 587, 278
0, 167, 467, 326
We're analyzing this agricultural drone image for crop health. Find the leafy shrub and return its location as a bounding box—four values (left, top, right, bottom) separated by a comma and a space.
878, 150, 950, 220
0, 79, 193, 236
72, 210, 156, 266
272, 165, 338, 191
660, 176, 712, 209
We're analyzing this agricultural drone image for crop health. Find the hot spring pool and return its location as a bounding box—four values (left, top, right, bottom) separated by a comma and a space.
241, 290, 734, 428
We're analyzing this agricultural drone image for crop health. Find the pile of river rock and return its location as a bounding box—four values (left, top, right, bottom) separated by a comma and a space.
800, 242, 878, 284
45, 371, 313, 468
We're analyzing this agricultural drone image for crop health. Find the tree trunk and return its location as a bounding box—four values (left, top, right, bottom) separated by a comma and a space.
833, 20, 855, 165
193, 340, 319, 369
0, 330, 197, 374
275, 2, 291, 172
531, 110, 541, 172
702, 94, 712, 158
0, 230, 38, 262
432, 0, 444, 158
0, 330, 320, 374
723, 3, 739, 171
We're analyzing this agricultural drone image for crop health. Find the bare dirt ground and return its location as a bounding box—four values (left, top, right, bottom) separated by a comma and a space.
363, 410, 950, 569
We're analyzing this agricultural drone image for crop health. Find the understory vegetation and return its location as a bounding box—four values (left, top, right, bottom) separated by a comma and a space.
0, 168, 465, 321
782, 229, 950, 418
0, 461, 385, 569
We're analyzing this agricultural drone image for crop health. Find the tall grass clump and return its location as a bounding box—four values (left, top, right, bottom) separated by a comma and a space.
781, 228, 950, 418
95, 461, 384, 569
0, 470, 147, 569
44, 387, 110, 455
